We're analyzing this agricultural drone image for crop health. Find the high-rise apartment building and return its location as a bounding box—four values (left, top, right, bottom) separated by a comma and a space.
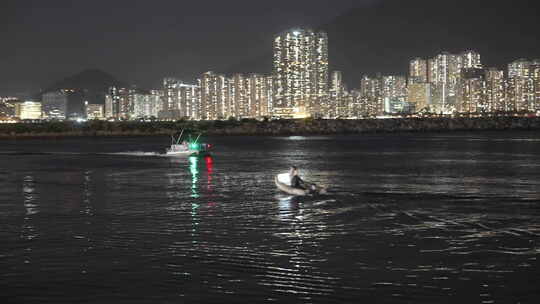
409, 58, 428, 84
408, 83, 432, 112
160, 78, 198, 119
260, 76, 274, 118
508, 59, 531, 78
163, 78, 181, 111
532, 61, 540, 112
42, 89, 86, 120
348, 90, 362, 118
329, 71, 346, 118
198, 72, 215, 120
507, 77, 534, 112
485, 68, 506, 112
105, 87, 130, 119
457, 68, 486, 113
133, 92, 162, 119
459, 50, 482, 70
230, 74, 247, 119
42, 91, 68, 120
360, 75, 382, 116
428, 52, 460, 113
507, 59, 536, 112
198, 72, 231, 120
273, 28, 328, 117
247, 74, 264, 118
177, 86, 199, 119
382, 75, 408, 113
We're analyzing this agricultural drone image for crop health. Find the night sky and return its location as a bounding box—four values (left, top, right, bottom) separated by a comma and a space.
0, 0, 372, 96
2, 0, 539, 97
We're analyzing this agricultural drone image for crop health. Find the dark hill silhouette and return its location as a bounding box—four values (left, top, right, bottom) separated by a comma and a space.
222, 0, 540, 88
42, 69, 126, 94
39, 69, 126, 105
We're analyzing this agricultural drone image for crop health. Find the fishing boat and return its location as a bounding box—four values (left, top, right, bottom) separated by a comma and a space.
166, 129, 212, 156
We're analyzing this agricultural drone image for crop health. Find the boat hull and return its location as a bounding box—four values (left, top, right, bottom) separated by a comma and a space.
275, 176, 309, 196
165, 151, 192, 156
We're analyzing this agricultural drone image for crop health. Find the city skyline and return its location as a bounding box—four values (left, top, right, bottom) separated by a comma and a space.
3, 27, 540, 122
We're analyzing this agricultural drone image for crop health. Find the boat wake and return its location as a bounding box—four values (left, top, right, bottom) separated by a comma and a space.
104, 151, 164, 157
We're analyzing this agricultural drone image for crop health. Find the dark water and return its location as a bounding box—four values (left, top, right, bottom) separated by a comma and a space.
1, 132, 539, 303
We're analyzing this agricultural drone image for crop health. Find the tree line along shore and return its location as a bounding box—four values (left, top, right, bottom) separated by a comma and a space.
0, 117, 539, 139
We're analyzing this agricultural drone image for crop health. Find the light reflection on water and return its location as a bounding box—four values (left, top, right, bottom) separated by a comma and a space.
0, 133, 539, 303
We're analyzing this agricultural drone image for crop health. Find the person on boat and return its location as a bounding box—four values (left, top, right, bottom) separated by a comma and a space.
289, 166, 317, 192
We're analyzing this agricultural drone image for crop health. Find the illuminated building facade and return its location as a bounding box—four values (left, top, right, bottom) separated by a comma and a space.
163, 78, 181, 111
133, 92, 162, 118
382, 75, 408, 114
459, 50, 482, 70
85, 103, 104, 120
42, 90, 68, 120
247, 74, 264, 118
348, 90, 362, 118
0, 98, 18, 119
428, 52, 460, 113
260, 76, 274, 118
360, 75, 382, 116
457, 68, 486, 113
41, 89, 86, 120
198, 72, 231, 120
230, 74, 247, 118
485, 68, 506, 112
105, 87, 130, 119
336, 91, 353, 118
159, 79, 198, 119
508, 59, 531, 78
15, 101, 42, 120
507, 59, 536, 112
273, 28, 328, 117
532, 62, 540, 111
409, 58, 428, 84
178, 86, 199, 119
329, 71, 346, 118
507, 77, 534, 112
408, 83, 432, 112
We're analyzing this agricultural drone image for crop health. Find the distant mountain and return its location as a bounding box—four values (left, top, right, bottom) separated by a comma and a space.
41, 69, 126, 94
39, 69, 127, 105
222, 0, 540, 89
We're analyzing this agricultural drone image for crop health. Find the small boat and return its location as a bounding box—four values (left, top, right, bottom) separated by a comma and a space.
166, 130, 212, 156
274, 175, 309, 196
275, 173, 328, 196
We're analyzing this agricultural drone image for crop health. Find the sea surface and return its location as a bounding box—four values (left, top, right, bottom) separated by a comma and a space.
0, 132, 539, 303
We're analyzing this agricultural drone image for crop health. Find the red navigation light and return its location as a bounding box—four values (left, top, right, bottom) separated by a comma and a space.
205, 155, 213, 175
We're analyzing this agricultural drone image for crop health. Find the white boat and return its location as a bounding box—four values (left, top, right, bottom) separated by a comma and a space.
275, 175, 309, 196
274, 173, 328, 196
165, 130, 211, 156
166, 142, 192, 156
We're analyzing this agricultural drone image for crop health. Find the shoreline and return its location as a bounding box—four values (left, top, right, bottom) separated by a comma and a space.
1, 117, 539, 139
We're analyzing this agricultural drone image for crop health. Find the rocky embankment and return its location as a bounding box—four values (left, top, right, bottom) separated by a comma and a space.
208, 117, 540, 135
0, 117, 539, 139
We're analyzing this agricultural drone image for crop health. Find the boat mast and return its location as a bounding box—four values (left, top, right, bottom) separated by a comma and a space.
176, 128, 185, 145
